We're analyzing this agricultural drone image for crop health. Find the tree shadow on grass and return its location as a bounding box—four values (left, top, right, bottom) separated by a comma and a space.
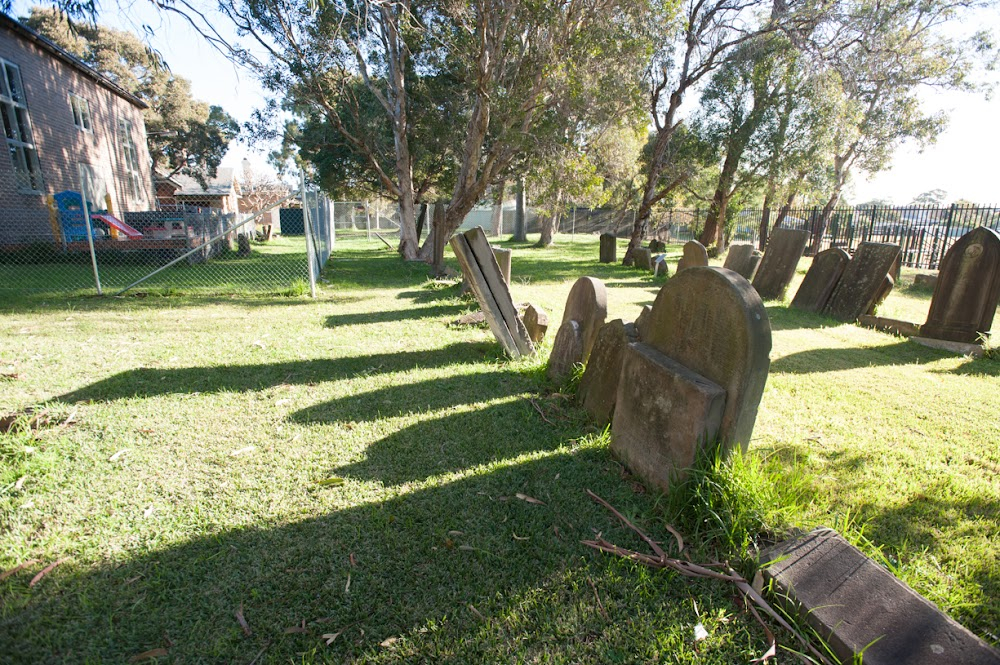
55, 342, 496, 404
324, 303, 467, 328
770, 340, 942, 374
933, 355, 1000, 377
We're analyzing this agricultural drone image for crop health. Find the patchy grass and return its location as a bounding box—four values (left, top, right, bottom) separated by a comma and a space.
0, 235, 997, 663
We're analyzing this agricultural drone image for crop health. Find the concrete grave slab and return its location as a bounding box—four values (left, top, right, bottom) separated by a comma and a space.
578, 319, 637, 426
921, 227, 1000, 343
599, 233, 617, 263
824, 242, 901, 322
546, 319, 584, 383
677, 240, 709, 273
763, 528, 1000, 665
752, 229, 808, 300
911, 335, 984, 357
791, 247, 850, 313
561, 277, 608, 362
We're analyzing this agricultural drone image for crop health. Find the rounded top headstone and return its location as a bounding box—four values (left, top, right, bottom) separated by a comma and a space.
677, 240, 709, 273
562, 277, 608, 362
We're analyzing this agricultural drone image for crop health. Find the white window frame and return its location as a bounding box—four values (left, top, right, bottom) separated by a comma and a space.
69, 93, 92, 133
1, 58, 43, 193
117, 116, 144, 202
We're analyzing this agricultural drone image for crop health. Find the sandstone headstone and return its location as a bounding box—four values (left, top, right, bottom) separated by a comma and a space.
642, 267, 771, 452
599, 233, 616, 263
611, 343, 726, 493
723, 243, 754, 276
561, 276, 608, 362
824, 242, 901, 322
634, 304, 653, 341
790, 247, 850, 313
868, 274, 895, 315
522, 303, 549, 344
546, 319, 583, 383
633, 247, 653, 271
492, 247, 512, 284
914, 273, 938, 289
578, 319, 632, 426
648, 239, 666, 253
746, 250, 763, 279
921, 227, 1000, 343
677, 240, 708, 273
752, 229, 808, 300
653, 255, 670, 277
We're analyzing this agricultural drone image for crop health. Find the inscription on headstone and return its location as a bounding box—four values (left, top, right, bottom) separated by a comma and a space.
791, 247, 850, 313
752, 229, 808, 300
824, 242, 901, 322
921, 227, 1000, 343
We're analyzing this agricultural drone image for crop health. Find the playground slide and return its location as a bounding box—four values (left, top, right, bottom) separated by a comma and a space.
91, 213, 143, 238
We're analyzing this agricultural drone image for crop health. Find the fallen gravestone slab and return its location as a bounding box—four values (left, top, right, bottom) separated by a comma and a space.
858, 315, 921, 337
824, 242, 901, 322
677, 240, 708, 273
723, 244, 754, 277
522, 303, 549, 344
578, 319, 637, 426
633, 247, 653, 271
921, 226, 1000, 344
790, 247, 850, 313
914, 273, 938, 289
561, 277, 608, 362
611, 342, 726, 493
546, 320, 584, 383
599, 233, 616, 263
752, 229, 808, 300
763, 528, 1000, 665
911, 335, 985, 357
642, 267, 771, 453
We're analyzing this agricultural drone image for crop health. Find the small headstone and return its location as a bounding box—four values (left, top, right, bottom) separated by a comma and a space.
578, 319, 632, 426
791, 247, 850, 313
824, 242, 901, 322
634, 305, 653, 341
914, 273, 938, 289
599, 233, 617, 263
642, 267, 771, 452
752, 229, 809, 300
648, 239, 666, 253
677, 240, 708, 273
546, 320, 583, 383
921, 227, 1000, 344
868, 274, 895, 315
653, 254, 670, 277
745, 250, 763, 280
492, 246, 512, 284
611, 342, 726, 493
561, 276, 608, 362
723, 244, 754, 276
633, 247, 653, 271
522, 303, 549, 344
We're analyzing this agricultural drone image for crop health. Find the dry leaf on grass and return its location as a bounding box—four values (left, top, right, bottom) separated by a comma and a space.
515, 493, 545, 505
349, 552, 357, 567
230, 446, 255, 456
29, 559, 67, 587
109, 450, 128, 462
13, 476, 25, 491
0, 559, 38, 582
128, 648, 169, 663
380, 636, 399, 648
235, 603, 252, 636
284, 620, 309, 634
323, 630, 345, 645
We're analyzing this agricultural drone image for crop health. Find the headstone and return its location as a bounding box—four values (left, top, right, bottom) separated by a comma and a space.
599, 233, 616, 263
578, 319, 637, 426
634, 305, 653, 341
791, 247, 850, 313
763, 529, 1000, 665
633, 247, 653, 271
641, 267, 771, 452
522, 303, 549, 344
745, 250, 763, 280
648, 239, 666, 253
561, 276, 608, 362
868, 274, 895, 315
921, 227, 1000, 344
546, 320, 583, 383
677, 240, 708, 273
723, 243, 754, 276
492, 247, 512, 284
450, 227, 535, 358
914, 273, 938, 289
752, 229, 808, 300
653, 254, 670, 277
824, 242, 901, 322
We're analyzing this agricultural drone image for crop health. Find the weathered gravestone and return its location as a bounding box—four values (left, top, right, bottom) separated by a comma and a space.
599, 233, 617, 263
914, 273, 938, 289
633, 247, 653, 271
546, 320, 584, 383
677, 240, 709, 273
746, 250, 763, 279
824, 242, 901, 322
648, 239, 666, 253
522, 303, 549, 344
921, 226, 1000, 343
723, 244, 755, 277
561, 276, 608, 361
653, 255, 670, 277
634, 304, 653, 341
492, 247, 512, 284
752, 229, 809, 300
451, 227, 535, 358
791, 247, 851, 313
611, 268, 771, 493
578, 319, 639, 426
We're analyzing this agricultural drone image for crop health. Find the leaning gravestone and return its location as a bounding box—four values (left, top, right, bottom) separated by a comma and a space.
677, 240, 709, 273
599, 233, 616, 263
921, 227, 1000, 343
752, 229, 808, 300
492, 247, 512, 284
578, 319, 638, 426
561, 277, 608, 362
824, 242, 901, 322
611, 268, 771, 492
546, 320, 584, 383
745, 250, 763, 280
791, 247, 851, 313
723, 244, 755, 276
633, 247, 653, 272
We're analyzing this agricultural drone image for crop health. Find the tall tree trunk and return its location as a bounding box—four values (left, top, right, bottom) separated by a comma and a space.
490, 180, 506, 236
513, 179, 527, 241
537, 190, 562, 247
759, 182, 776, 250
415, 202, 428, 241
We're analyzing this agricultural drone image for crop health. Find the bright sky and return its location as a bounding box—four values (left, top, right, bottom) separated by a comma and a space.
11, 0, 1000, 205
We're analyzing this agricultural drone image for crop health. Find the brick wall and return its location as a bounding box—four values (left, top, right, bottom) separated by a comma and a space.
0, 23, 154, 245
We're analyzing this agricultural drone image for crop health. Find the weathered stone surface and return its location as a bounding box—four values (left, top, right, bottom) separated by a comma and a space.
634, 305, 653, 341
824, 242, 901, 322
492, 247, 512, 284
911, 335, 985, 357
723, 244, 755, 276
611, 342, 726, 493
643, 267, 771, 452
790, 247, 850, 313
633, 247, 653, 271
465, 228, 534, 356
921, 227, 1000, 343
599, 233, 617, 263
858, 315, 921, 337
752, 229, 808, 300
763, 529, 1000, 665
648, 239, 666, 253
745, 250, 763, 280
562, 277, 608, 362
451, 233, 520, 357
546, 319, 583, 383
452, 311, 487, 326
578, 319, 630, 426
677, 240, 709, 273
653, 255, 670, 277
522, 303, 549, 344
868, 274, 895, 314
914, 273, 938, 289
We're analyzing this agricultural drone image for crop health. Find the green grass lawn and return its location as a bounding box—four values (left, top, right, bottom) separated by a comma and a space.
1, 235, 997, 663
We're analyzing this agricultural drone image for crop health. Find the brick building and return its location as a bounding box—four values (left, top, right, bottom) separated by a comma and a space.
0, 12, 154, 245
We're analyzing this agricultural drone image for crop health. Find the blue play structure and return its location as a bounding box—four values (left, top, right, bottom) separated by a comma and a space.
53, 190, 102, 242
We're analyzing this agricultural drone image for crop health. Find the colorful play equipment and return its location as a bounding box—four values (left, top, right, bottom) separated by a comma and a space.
48, 190, 142, 243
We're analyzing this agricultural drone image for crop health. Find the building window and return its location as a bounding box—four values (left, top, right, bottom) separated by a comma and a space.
118, 117, 143, 202
1, 58, 43, 193
70, 93, 92, 132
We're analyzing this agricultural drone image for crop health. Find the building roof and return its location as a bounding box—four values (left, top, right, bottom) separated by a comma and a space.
166, 167, 238, 198
0, 12, 148, 110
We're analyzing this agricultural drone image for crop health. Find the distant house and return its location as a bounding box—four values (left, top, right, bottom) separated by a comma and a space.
155, 167, 241, 214
0, 12, 154, 245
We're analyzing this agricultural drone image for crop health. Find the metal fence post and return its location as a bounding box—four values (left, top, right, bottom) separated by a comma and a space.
77, 165, 102, 295
571, 206, 576, 242
300, 170, 317, 298
365, 200, 372, 241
